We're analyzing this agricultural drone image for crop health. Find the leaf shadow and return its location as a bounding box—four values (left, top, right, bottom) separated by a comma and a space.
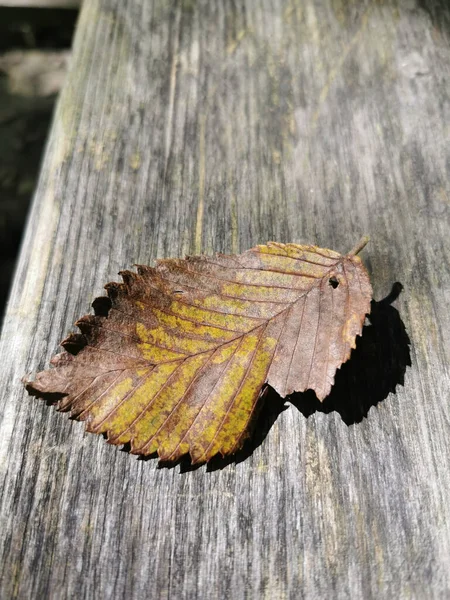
171, 282, 411, 471
288, 282, 411, 425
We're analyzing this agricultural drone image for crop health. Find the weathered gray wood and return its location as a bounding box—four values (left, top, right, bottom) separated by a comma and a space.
1, 0, 450, 598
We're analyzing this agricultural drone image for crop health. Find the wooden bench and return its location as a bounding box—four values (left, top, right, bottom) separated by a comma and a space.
1, 0, 449, 597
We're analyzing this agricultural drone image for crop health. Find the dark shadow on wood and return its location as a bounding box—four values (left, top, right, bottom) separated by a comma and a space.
289, 282, 411, 425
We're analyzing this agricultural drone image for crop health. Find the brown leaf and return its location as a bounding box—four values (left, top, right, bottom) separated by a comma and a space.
24, 239, 372, 464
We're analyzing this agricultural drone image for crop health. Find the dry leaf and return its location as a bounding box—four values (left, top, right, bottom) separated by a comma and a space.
24, 238, 372, 464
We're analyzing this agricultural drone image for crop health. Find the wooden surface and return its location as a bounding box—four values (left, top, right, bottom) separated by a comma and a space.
1, 0, 450, 598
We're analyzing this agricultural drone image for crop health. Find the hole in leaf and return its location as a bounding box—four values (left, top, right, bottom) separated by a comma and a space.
329, 276, 339, 289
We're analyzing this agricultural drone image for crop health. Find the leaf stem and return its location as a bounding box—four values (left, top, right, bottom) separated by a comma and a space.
348, 235, 369, 256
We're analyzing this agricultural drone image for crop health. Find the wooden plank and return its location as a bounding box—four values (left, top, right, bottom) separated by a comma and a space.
1, 0, 450, 598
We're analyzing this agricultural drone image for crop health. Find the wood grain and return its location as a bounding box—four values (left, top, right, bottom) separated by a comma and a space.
1, 0, 450, 598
